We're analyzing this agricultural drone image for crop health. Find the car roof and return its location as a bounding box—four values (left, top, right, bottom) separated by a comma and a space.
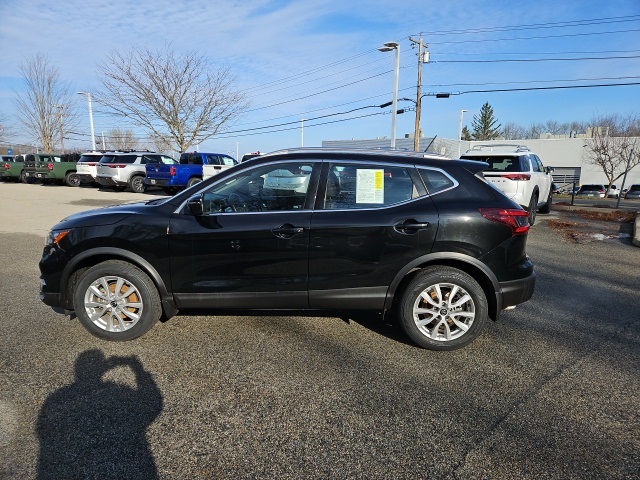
462, 144, 534, 156
251, 147, 486, 173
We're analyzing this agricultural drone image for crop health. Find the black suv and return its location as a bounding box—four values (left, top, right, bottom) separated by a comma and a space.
39, 148, 535, 350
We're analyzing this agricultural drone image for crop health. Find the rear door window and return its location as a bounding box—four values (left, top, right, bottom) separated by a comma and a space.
323, 163, 417, 210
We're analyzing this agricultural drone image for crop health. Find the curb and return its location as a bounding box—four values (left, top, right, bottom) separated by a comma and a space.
552, 203, 640, 247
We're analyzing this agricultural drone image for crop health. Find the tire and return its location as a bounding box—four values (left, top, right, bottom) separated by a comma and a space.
111, 185, 126, 192
65, 171, 81, 187
527, 193, 538, 226
162, 187, 177, 195
398, 266, 488, 351
129, 175, 145, 193
73, 260, 162, 341
539, 190, 552, 214
187, 177, 202, 188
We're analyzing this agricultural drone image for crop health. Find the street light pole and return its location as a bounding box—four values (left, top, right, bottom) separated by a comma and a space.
378, 42, 400, 148
77, 91, 96, 151
458, 109, 468, 157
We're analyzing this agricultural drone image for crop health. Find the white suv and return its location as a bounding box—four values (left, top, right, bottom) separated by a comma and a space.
96, 151, 176, 193
460, 145, 553, 225
74, 151, 108, 186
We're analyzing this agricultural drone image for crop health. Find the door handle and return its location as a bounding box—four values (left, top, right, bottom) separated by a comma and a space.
272, 224, 304, 238
394, 221, 430, 233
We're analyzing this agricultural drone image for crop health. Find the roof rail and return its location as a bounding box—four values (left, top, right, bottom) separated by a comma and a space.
468, 144, 530, 153
261, 146, 450, 160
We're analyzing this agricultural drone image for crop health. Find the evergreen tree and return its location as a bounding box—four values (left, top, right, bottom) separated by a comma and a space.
461, 125, 472, 141
471, 102, 502, 140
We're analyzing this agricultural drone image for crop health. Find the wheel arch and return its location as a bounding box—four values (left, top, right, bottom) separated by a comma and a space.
61, 247, 178, 319
385, 253, 501, 321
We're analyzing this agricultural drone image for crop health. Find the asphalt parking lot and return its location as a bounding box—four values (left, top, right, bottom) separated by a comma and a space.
1, 182, 639, 479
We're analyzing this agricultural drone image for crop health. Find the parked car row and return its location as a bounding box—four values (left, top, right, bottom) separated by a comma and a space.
1, 150, 240, 193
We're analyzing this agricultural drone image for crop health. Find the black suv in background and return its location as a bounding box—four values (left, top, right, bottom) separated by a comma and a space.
39, 148, 535, 350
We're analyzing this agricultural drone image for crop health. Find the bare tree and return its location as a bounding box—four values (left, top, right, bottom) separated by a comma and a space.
0, 112, 17, 151
13, 54, 77, 153
502, 122, 526, 140
583, 113, 640, 195
105, 128, 139, 151
96, 45, 248, 154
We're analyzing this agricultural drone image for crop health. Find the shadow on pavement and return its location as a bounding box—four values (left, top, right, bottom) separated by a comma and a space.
36, 349, 163, 479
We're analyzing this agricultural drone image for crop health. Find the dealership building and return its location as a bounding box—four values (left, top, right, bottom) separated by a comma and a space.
323, 136, 640, 190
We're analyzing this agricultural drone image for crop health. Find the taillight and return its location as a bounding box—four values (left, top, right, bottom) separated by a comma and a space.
47, 162, 53, 170
3, 163, 9, 169
109, 164, 127, 168
479, 208, 530, 235
169, 166, 177, 176
502, 174, 530, 181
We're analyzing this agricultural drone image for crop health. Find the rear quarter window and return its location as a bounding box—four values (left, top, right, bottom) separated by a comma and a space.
418, 168, 456, 194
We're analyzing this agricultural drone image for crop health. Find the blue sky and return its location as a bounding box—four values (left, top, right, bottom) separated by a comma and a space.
0, 0, 639, 157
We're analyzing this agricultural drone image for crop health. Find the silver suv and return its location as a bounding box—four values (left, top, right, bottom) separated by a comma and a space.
96, 151, 176, 193
460, 145, 553, 225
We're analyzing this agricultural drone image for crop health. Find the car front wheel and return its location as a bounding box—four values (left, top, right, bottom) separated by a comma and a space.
398, 266, 488, 350
539, 190, 552, 214
73, 260, 162, 341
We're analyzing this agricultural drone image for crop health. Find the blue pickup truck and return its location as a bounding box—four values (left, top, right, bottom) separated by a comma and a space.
145, 152, 237, 194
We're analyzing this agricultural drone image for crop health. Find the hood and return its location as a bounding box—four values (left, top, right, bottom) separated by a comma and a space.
52, 201, 150, 229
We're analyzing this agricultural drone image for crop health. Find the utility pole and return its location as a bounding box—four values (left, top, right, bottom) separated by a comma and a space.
54, 105, 65, 154
409, 36, 428, 152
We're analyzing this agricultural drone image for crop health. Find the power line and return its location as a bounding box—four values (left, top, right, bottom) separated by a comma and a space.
454, 82, 640, 95
414, 15, 640, 37
430, 28, 640, 45
435, 55, 640, 63
211, 111, 389, 140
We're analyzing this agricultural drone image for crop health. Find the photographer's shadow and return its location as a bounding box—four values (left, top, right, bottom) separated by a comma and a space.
37, 349, 163, 479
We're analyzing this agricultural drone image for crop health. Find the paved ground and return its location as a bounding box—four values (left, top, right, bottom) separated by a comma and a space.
1, 182, 639, 479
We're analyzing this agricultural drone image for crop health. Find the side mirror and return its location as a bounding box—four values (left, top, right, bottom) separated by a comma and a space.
187, 194, 204, 216
545, 166, 554, 173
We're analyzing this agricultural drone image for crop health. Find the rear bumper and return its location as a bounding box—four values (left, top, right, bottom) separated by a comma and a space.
499, 271, 536, 309
96, 176, 119, 186
145, 178, 171, 187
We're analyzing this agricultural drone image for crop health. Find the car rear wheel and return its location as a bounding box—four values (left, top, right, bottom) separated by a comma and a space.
73, 260, 161, 341
187, 177, 202, 188
528, 193, 538, 225
398, 266, 488, 351
65, 171, 80, 187
129, 175, 145, 193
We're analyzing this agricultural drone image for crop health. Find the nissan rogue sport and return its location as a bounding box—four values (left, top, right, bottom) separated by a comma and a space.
39, 148, 536, 351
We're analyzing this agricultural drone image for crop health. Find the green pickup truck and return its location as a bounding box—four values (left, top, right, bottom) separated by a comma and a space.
1, 155, 34, 183
25, 153, 81, 187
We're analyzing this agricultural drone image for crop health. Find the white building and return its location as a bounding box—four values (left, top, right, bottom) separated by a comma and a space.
323, 136, 640, 189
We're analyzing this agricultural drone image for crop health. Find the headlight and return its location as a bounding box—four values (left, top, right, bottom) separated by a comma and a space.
45, 229, 70, 246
